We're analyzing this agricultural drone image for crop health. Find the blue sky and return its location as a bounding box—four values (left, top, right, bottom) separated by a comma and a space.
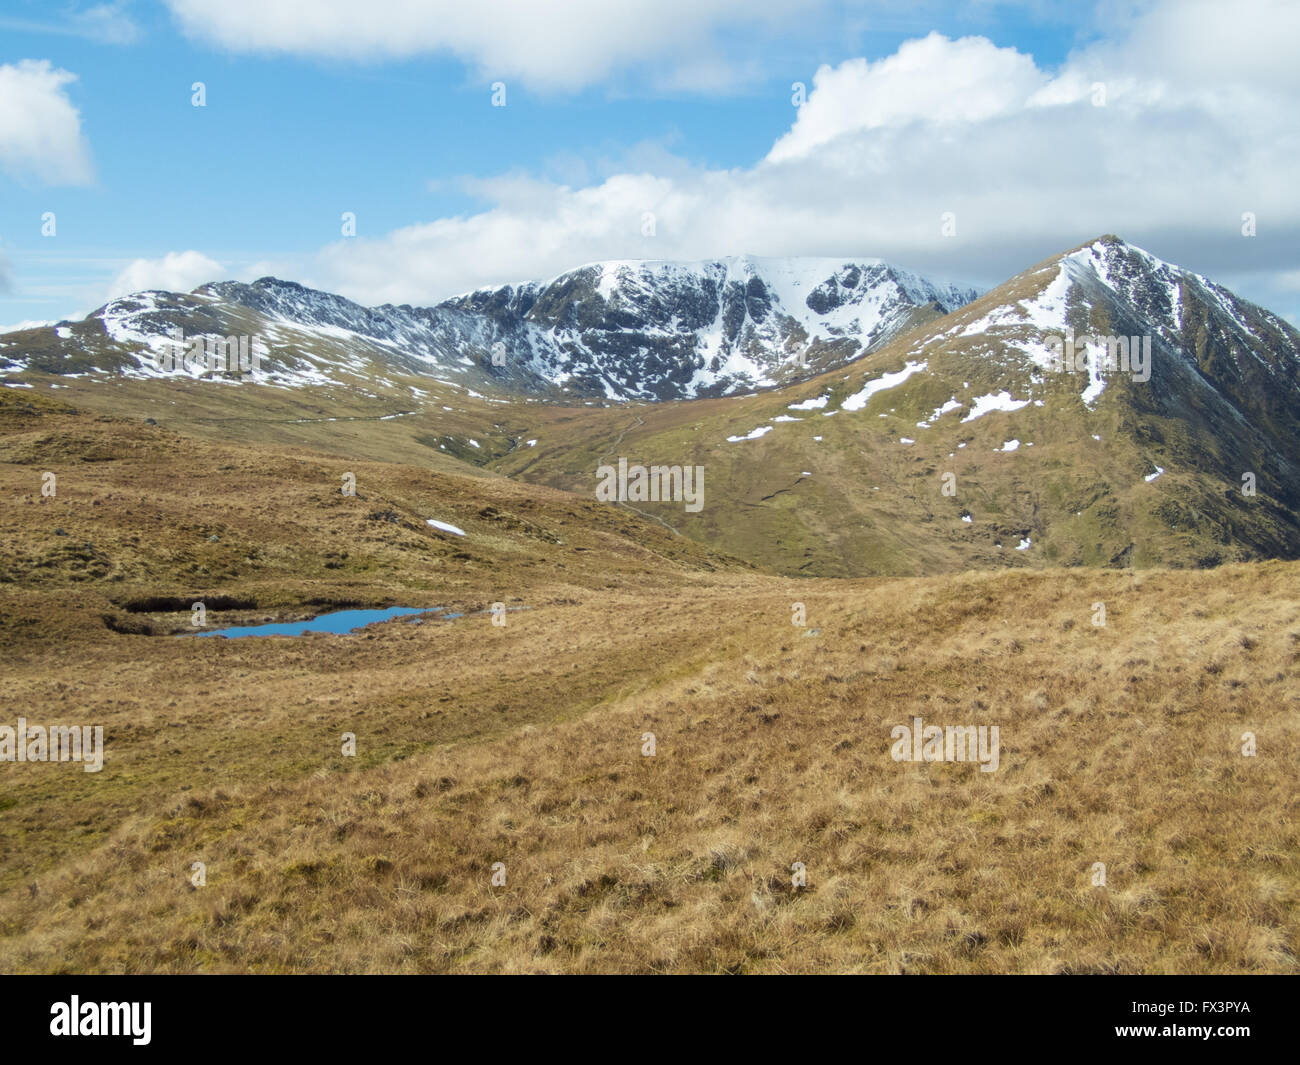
2, 1, 1298, 327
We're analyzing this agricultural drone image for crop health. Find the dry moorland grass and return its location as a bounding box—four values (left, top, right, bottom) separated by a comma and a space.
1, 563, 1297, 973
1, 391, 1298, 973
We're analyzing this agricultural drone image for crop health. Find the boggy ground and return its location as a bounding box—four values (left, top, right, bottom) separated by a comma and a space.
0, 389, 1297, 972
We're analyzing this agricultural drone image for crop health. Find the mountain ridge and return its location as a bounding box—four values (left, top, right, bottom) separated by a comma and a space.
1, 254, 982, 402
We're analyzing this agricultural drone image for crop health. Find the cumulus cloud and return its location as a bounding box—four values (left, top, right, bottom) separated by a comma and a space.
163, 0, 808, 92
296, 0, 1300, 321
769, 32, 1048, 162
0, 60, 94, 185
108, 251, 225, 300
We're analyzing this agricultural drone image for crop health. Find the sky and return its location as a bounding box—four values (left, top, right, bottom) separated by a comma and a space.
2, 0, 1299, 329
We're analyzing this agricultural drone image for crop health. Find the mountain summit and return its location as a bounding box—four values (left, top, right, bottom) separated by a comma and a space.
440, 255, 979, 399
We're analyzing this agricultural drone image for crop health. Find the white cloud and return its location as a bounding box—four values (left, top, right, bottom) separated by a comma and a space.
1087, 0, 1300, 98
0, 60, 94, 185
313, 173, 685, 303
769, 32, 1047, 162
293, 1, 1300, 322
108, 251, 225, 299
163, 0, 808, 92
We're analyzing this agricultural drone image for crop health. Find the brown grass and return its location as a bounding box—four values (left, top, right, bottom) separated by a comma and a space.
2, 564, 1298, 972
0, 390, 1297, 973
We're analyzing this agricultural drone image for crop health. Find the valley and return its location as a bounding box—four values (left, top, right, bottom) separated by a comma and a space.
1, 236, 1298, 973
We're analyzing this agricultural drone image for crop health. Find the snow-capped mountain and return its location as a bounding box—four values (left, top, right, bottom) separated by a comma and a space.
0, 256, 979, 401
441, 256, 979, 399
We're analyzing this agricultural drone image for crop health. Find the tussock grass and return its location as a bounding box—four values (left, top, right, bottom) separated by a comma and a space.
2, 562, 1296, 972
0, 391, 1296, 973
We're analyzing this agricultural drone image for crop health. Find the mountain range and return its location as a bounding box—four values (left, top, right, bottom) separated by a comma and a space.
0, 255, 979, 401
3, 234, 1298, 576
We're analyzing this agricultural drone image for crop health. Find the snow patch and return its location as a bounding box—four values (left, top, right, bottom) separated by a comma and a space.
961, 391, 1029, 422
426, 519, 466, 536
841, 360, 927, 412
726, 425, 773, 442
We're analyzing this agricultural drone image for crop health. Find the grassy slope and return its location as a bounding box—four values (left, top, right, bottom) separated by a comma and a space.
1, 387, 1297, 973
26, 265, 1300, 581
487, 296, 1300, 577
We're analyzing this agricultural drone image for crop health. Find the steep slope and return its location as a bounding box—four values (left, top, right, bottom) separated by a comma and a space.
442, 256, 978, 399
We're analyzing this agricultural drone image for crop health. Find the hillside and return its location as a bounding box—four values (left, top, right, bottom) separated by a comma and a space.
0, 388, 746, 648
491, 237, 1300, 575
